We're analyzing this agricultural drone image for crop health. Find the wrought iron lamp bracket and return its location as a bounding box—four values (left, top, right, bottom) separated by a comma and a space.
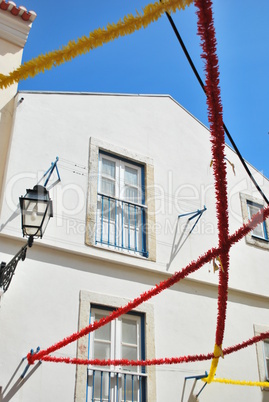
0, 236, 33, 294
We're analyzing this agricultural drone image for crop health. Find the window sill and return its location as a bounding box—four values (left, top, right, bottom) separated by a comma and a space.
251, 235, 269, 243
246, 234, 269, 250
94, 242, 149, 260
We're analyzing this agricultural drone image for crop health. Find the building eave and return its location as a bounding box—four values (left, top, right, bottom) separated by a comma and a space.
0, 1, 36, 47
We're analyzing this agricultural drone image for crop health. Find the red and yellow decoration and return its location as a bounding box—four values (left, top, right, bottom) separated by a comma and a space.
27, 202, 269, 390
6, 0, 266, 390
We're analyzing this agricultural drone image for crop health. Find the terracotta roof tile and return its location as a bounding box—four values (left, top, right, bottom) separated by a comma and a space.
0, 0, 36, 22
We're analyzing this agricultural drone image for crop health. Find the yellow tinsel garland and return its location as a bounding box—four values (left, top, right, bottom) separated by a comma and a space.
0, 0, 193, 89
203, 378, 269, 387
203, 343, 268, 387
206, 344, 223, 383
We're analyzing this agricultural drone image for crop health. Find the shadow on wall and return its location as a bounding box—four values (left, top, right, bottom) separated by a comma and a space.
166, 207, 207, 272
0, 358, 41, 402
262, 390, 269, 402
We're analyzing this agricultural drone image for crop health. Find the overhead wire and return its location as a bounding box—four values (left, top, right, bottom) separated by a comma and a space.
58, 158, 87, 176
60, 158, 86, 170
163, 11, 269, 205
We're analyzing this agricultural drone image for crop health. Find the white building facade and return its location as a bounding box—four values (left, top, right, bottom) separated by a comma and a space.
0, 90, 269, 402
0, 3, 269, 401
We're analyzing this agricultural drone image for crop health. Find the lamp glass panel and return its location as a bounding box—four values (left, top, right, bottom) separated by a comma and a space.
41, 211, 51, 236
22, 199, 49, 236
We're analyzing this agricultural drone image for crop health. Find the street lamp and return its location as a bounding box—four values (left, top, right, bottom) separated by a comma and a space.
20, 185, 53, 241
0, 185, 53, 293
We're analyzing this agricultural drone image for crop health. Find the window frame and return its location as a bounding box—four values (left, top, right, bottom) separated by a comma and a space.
240, 193, 269, 250
74, 290, 156, 402
86, 137, 156, 261
98, 151, 144, 203
87, 305, 146, 402
247, 200, 269, 241
96, 151, 147, 257
98, 153, 117, 199
263, 340, 269, 381
254, 324, 269, 390
89, 306, 145, 371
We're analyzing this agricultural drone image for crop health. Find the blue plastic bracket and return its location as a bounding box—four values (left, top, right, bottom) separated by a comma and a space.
181, 371, 208, 402
178, 205, 207, 236
184, 371, 208, 381
178, 205, 207, 220
41, 157, 61, 188
21, 346, 41, 379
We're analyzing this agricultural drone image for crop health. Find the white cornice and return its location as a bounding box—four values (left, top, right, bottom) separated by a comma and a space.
0, 8, 35, 47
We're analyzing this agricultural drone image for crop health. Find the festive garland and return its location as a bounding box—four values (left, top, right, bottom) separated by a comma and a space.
194, 0, 229, 383
32, 329, 269, 390
207, 379, 269, 388
201, 330, 269, 386
16, 0, 268, 390
0, 0, 193, 89
41, 353, 214, 366
27, 205, 269, 365
37, 330, 269, 389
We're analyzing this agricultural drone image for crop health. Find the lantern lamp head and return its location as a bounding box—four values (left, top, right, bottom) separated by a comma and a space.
19, 185, 53, 239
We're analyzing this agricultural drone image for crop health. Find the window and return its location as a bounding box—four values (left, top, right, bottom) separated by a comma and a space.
240, 193, 269, 250
247, 200, 268, 241
86, 138, 156, 261
264, 340, 269, 381
96, 152, 148, 257
254, 324, 269, 389
74, 291, 156, 402
87, 306, 146, 402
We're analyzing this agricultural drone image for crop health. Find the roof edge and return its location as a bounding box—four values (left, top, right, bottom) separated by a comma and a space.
16, 90, 269, 182
0, 1, 36, 22
0, 1, 36, 47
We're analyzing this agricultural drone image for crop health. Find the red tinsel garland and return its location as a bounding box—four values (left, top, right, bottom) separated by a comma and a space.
25, 1, 267, 371
40, 330, 269, 367
27, 206, 269, 365
194, 0, 229, 348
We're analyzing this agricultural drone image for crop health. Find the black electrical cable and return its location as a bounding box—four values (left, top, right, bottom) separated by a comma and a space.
165, 11, 269, 205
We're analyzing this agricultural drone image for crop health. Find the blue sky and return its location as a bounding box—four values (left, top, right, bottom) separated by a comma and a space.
18, 0, 269, 178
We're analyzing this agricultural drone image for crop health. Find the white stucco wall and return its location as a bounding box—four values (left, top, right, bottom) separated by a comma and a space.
0, 7, 35, 213
1, 92, 269, 294
0, 235, 268, 402
0, 92, 269, 402
0, 39, 22, 214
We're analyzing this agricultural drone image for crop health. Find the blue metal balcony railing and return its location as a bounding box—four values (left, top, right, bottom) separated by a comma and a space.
87, 367, 147, 402
96, 193, 148, 257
